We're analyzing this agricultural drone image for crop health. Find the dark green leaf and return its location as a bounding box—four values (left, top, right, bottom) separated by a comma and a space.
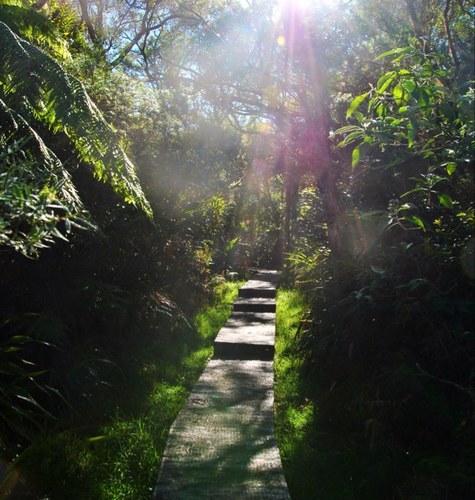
438, 193, 453, 209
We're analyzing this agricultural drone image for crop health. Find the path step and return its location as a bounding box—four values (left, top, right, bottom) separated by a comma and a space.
233, 297, 276, 313
213, 342, 274, 361
154, 360, 290, 499
214, 312, 275, 361
239, 287, 276, 298
154, 270, 289, 498
238, 270, 280, 299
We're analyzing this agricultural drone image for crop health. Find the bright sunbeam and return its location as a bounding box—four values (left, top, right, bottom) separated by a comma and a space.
277, 0, 343, 12
273, 0, 344, 31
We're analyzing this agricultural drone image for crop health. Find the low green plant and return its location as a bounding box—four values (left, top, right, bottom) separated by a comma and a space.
274, 289, 321, 500
13, 278, 242, 499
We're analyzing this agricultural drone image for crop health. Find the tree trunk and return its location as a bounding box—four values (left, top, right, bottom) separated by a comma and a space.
311, 37, 346, 258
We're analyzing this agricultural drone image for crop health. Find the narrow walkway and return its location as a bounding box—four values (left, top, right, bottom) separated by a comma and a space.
154, 270, 290, 499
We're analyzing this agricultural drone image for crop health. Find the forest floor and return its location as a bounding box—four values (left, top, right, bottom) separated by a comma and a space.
18, 280, 244, 499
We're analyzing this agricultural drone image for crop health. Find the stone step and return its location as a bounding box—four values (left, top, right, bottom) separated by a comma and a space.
233, 297, 276, 313
239, 270, 280, 299
238, 287, 276, 298
213, 312, 275, 361
154, 359, 290, 499
213, 342, 274, 361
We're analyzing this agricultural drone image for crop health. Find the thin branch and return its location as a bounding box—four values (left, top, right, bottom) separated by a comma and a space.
416, 363, 474, 405
78, 0, 97, 42
443, 0, 460, 79
109, 14, 198, 68
32, 0, 48, 10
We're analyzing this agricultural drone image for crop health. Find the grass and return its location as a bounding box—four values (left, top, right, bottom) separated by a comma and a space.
274, 289, 392, 500
17, 279, 243, 499
275, 288, 321, 500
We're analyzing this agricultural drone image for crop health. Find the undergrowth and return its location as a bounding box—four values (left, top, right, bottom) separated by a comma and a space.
16, 278, 243, 499
274, 288, 321, 500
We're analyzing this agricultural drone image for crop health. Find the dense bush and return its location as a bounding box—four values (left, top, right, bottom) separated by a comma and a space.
291, 43, 474, 498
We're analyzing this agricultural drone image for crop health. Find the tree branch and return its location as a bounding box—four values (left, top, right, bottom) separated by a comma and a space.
416, 363, 474, 406
109, 14, 198, 68
78, 0, 97, 42
405, 0, 424, 43
32, 0, 48, 10
443, 0, 460, 78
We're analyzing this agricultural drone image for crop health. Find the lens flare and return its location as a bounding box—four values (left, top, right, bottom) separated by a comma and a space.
276, 0, 342, 15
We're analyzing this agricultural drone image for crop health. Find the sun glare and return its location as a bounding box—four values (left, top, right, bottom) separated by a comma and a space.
273, 0, 342, 25
276, 0, 342, 15
273, 0, 342, 46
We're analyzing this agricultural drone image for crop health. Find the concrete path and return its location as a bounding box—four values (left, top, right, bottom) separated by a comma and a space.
154, 270, 289, 499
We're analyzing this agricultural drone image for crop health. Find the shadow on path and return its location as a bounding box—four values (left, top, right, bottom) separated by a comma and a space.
154, 271, 289, 499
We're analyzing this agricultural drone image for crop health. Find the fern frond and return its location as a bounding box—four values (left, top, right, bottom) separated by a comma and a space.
0, 0, 70, 60
0, 98, 89, 255
0, 98, 82, 209
0, 21, 152, 217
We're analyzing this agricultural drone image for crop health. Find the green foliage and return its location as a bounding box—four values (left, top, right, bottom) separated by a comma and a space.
0, 19, 151, 256
194, 278, 244, 340
274, 289, 321, 500
1, 0, 473, 498
336, 45, 474, 260
12, 279, 241, 498
0, 0, 71, 60
0, 331, 53, 442
0, 106, 87, 255
297, 40, 475, 498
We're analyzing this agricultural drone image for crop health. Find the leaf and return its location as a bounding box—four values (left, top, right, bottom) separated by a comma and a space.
370, 265, 385, 276
402, 79, 417, 93
408, 215, 425, 230
438, 193, 453, 209
0, 1, 71, 60
393, 83, 405, 106
374, 46, 412, 61
351, 147, 360, 169
0, 22, 152, 217
375, 102, 386, 117
414, 88, 430, 111
407, 122, 416, 148
446, 162, 457, 175
346, 92, 369, 119
337, 130, 365, 148
334, 125, 363, 135
86, 435, 108, 443
396, 278, 427, 291
377, 71, 397, 94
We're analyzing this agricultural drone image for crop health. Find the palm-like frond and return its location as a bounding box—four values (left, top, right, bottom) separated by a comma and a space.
0, 21, 152, 217
0, 0, 70, 60
0, 98, 81, 208
0, 98, 90, 255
